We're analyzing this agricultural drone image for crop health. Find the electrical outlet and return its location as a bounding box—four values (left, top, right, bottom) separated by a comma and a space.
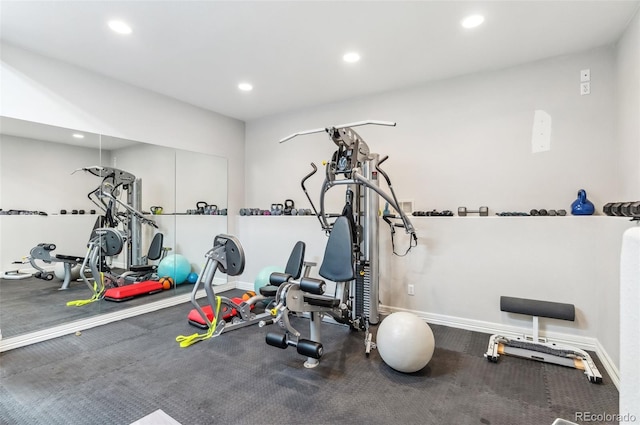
408, 284, 415, 296
580, 68, 591, 82
581, 82, 591, 96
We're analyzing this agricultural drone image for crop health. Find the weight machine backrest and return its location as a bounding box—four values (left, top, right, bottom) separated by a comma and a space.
319, 216, 355, 282
284, 241, 306, 279
147, 233, 164, 261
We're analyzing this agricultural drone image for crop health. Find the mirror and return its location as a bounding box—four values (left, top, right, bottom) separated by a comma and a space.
0, 116, 228, 341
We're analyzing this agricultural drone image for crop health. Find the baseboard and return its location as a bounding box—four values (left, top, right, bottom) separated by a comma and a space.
594, 338, 620, 389
235, 280, 254, 291
0, 279, 232, 352
379, 304, 620, 390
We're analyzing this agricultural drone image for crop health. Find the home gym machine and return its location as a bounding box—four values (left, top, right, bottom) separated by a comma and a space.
67, 166, 163, 304
262, 120, 418, 367
74, 165, 158, 269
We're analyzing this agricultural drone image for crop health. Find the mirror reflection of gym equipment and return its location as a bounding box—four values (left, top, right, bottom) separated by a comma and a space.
0, 117, 228, 340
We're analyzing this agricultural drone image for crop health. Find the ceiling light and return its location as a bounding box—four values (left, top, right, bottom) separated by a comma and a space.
72, 133, 85, 139
343, 52, 361, 63
461, 15, 485, 29
238, 83, 253, 92
108, 20, 132, 35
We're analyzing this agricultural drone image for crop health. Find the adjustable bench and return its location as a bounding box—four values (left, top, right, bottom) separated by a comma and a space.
484, 296, 602, 384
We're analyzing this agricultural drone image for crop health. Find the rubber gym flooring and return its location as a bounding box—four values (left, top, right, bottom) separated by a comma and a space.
0, 290, 618, 425
0, 273, 192, 338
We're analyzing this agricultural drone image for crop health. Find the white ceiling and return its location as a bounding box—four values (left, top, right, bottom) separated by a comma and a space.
1, 1, 638, 122
0, 116, 139, 150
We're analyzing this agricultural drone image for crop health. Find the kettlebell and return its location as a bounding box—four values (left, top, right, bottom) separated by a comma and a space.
196, 201, 208, 215
283, 199, 295, 215
571, 189, 595, 215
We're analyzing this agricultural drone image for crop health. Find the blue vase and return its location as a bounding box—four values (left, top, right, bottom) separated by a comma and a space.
571, 189, 595, 215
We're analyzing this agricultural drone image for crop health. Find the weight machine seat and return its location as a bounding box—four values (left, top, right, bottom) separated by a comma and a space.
259, 241, 306, 297
127, 233, 165, 273
55, 254, 84, 263
104, 280, 164, 302
303, 294, 341, 308
500, 296, 575, 321
319, 216, 355, 282
187, 296, 255, 328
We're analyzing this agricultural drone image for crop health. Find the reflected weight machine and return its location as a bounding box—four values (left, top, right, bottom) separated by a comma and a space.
263, 120, 417, 365
68, 166, 160, 304
74, 165, 158, 269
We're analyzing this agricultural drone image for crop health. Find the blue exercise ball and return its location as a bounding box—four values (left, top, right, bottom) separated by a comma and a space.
157, 254, 191, 285
186, 272, 198, 284
254, 265, 282, 293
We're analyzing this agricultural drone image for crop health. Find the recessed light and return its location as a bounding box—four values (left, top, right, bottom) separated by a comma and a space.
72, 133, 85, 139
461, 15, 485, 29
343, 52, 361, 63
238, 82, 253, 92
108, 20, 132, 35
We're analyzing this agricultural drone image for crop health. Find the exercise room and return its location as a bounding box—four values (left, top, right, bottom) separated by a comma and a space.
1, 1, 638, 424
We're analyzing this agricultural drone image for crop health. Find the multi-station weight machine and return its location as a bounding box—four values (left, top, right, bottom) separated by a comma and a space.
68, 166, 160, 303
75, 165, 158, 269
262, 120, 417, 366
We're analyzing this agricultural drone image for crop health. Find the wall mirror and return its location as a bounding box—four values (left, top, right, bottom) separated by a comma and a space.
0, 116, 228, 345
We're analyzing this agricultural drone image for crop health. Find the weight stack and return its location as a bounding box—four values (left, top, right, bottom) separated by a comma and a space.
354, 261, 370, 330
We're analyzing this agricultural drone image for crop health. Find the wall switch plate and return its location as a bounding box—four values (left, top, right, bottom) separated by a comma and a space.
408, 284, 415, 296
581, 82, 591, 95
580, 69, 591, 82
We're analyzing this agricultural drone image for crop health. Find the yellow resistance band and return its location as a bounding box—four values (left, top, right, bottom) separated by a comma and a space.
175, 296, 222, 348
66, 272, 105, 307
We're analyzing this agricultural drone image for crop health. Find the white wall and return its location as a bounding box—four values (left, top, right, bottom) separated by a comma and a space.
246, 47, 618, 213
616, 8, 640, 201
0, 134, 107, 270
0, 135, 105, 213
0, 42, 244, 233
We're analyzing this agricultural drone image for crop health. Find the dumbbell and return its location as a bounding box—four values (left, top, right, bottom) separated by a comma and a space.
604, 201, 640, 217
530, 209, 567, 216
270, 203, 284, 216
625, 201, 640, 216
458, 206, 489, 217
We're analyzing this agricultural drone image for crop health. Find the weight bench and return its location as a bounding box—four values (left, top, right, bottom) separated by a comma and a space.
262, 216, 355, 368
484, 296, 602, 384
